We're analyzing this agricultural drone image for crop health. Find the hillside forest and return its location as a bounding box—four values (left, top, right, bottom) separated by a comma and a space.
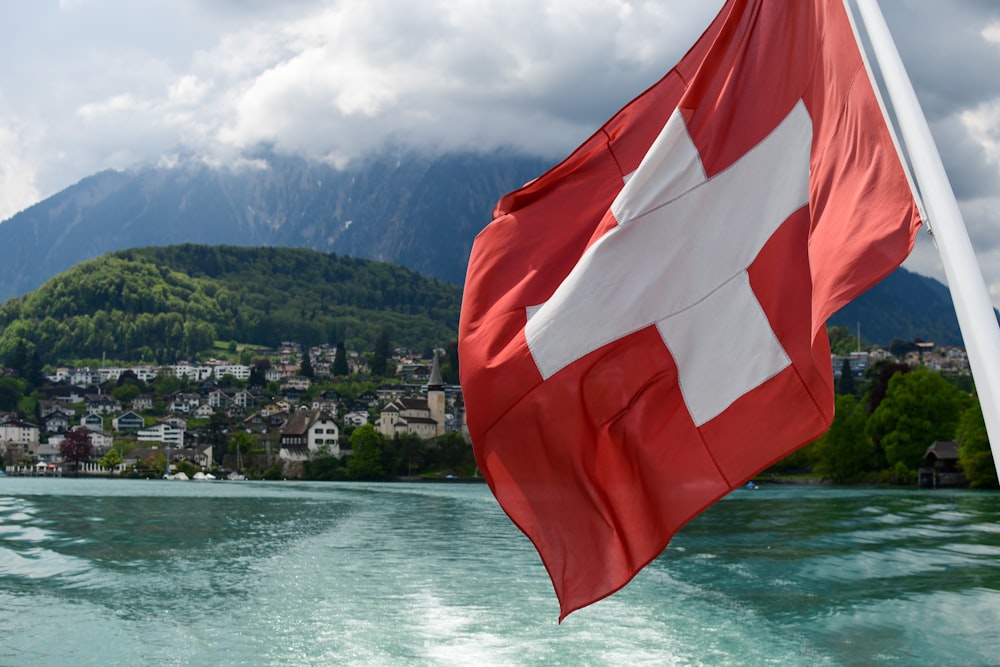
0, 245, 462, 366
770, 355, 996, 489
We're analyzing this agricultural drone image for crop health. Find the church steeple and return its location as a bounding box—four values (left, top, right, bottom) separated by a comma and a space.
426, 352, 446, 436
427, 351, 445, 390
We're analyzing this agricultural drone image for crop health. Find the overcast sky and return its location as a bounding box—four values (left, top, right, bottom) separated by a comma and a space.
2, 0, 1000, 309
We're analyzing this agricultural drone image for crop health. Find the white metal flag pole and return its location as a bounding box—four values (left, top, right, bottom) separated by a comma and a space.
855, 0, 1000, 476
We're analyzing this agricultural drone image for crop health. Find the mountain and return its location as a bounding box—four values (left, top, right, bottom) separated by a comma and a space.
828, 266, 964, 347
0, 150, 971, 350
0, 151, 550, 301
0, 245, 463, 364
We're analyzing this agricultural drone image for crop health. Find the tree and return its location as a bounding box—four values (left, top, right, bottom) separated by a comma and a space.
346, 424, 385, 480
333, 341, 349, 376
228, 430, 254, 455
828, 326, 859, 356
249, 359, 271, 387
203, 410, 231, 462
0, 378, 24, 412
112, 382, 141, 405
956, 399, 998, 489
836, 358, 856, 396
2, 339, 42, 389
300, 348, 314, 379
99, 448, 124, 472
143, 450, 167, 477
814, 395, 873, 482
371, 330, 392, 378
441, 340, 460, 385
866, 368, 967, 473
866, 361, 910, 414
60, 429, 93, 474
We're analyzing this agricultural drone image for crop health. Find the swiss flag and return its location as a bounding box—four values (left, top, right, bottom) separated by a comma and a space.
459, 0, 921, 621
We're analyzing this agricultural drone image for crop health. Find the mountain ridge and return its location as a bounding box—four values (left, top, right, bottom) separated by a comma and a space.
0, 151, 550, 300
0, 152, 969, 350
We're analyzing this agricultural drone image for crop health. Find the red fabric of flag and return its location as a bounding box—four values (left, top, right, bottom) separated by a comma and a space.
459, 0, 921, 621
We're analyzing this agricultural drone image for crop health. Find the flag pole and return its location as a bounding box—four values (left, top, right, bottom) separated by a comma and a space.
854, 0, 1000, 476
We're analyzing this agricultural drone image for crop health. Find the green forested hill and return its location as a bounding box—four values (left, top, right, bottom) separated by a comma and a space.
0, 244, 462, 364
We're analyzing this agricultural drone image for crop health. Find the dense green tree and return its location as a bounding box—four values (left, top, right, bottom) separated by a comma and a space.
112, 383, 141, 405
828, 326, 860, 356
836, 358, 856, 396
228, 430, 254, 455
866, 361, 910, 414
426, 433, 476, 474
814, 395, 873, 482
956, 399, 998, 489
142, 450, 167, 477
371, 330, 392, 378
333, 341, 349, 376
866, 368, 967, 473
99, 448, 124, 471
151, 373, 183, 396
0, 378, 23, 412
300, 349, 314, 379
441, 340, 459, 385
303, 454, 346, 480
346, 424, 385, 480
0, 246, 461, 365
1, 339, 42, 389
249, 359, 270, 387
202, 410, 231, 463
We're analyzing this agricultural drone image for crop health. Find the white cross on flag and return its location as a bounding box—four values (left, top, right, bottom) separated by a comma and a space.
459, 0, 922, 621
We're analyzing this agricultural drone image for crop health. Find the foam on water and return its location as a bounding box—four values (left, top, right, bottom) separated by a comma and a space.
1, 478, 999, 666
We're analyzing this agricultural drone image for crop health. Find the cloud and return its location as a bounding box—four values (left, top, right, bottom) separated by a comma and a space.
0, 119, 42, 219
213, 0, 726, 163
2, 0, 1000, 307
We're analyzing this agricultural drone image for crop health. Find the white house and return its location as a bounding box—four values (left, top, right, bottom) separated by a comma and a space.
213, 364, 251, 381
279, 410, 340, 459
0, 418, 41, 457
137, 423, 185, 448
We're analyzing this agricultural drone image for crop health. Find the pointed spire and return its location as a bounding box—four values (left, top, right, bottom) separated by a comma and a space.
427, 351, 445, 389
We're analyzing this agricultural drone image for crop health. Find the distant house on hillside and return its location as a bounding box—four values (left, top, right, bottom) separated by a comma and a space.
42, 411, 71, 434
132, 394, 155, 411
80, 413, 103, 429
343, 411, 368, 427
167, 393, 201, 415
85, 394, 121, 415
279, 410, 339, 460
137, 423, 185, 448
0, 418, 41, 458
112, 411, 145, 432
40, 386, 86, 404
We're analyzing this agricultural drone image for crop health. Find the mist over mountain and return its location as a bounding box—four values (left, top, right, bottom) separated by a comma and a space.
0, 150, 969, 349
0, 150, 550, 301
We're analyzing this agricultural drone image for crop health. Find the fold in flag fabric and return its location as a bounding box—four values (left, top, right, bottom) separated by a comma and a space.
459, 0, 922, 621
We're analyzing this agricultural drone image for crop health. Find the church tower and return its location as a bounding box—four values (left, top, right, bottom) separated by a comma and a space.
427, 352, 446, 436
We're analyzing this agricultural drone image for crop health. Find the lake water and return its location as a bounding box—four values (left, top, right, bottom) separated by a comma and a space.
1, 478, 999, 666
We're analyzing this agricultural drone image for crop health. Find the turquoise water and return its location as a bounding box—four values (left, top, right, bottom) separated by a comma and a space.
1, 479, 999, 666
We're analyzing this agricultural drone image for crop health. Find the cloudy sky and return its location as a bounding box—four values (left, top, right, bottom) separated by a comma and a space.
1, 0, 1000, 306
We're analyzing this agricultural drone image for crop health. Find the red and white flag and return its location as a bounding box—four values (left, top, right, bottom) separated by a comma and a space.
459, 0, 922, 621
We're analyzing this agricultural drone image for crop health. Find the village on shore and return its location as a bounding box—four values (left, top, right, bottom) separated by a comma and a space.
0, 336, 981, 485
1, 341, 469, 480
